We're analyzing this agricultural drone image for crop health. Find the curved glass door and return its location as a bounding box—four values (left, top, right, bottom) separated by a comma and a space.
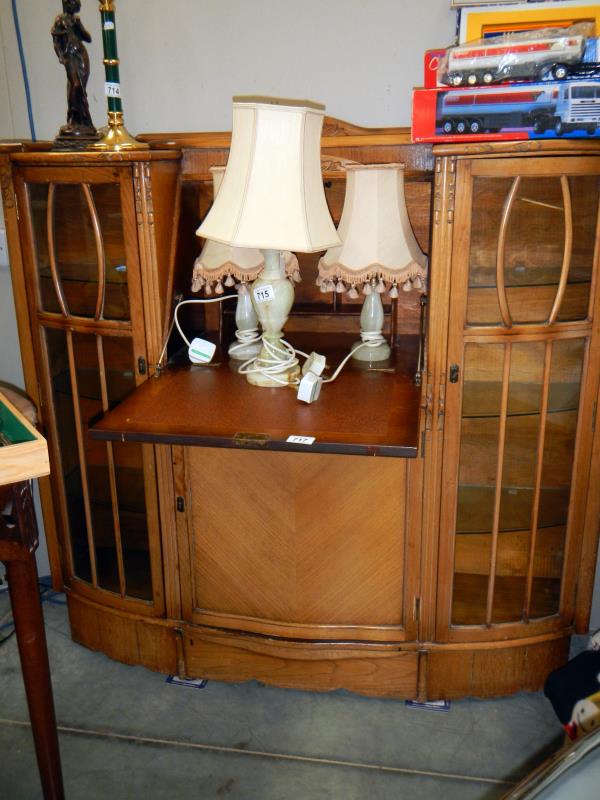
452, 337, 585, 625
444, 161, 600, 635
22, 171, 159, 609
467, 175, 597, 328
29, 182, 130, 320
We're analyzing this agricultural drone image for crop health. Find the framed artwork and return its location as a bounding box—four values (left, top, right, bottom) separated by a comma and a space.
458, 1, 600, 43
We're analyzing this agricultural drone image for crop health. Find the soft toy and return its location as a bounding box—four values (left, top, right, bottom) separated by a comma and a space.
545, 650, 600, 740
569, 690, 600, 738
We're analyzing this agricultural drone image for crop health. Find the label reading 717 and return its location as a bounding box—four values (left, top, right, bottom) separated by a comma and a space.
253, 285, 275, 303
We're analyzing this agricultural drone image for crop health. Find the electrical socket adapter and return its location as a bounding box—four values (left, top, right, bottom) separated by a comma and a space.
297, 371, 323, 404
301, 351, 326, 377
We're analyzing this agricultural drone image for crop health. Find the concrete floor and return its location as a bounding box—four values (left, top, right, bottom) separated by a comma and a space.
0, 586, 570, 800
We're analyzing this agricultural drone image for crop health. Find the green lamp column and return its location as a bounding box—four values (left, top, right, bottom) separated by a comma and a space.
92, 0, 148, 150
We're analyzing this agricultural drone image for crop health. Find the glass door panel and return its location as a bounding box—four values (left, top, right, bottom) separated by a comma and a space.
90, 184, 130, 321
46, 327, 92, 582
466, 175, 597, 328
28, 181, 129, 321
44, 326, 153, 602
451, 337, 586, 627
530, 338, 585, 617
29, 184, 59, 315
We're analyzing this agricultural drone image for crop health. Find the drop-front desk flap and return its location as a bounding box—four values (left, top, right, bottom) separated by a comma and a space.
90, 334, 422, 458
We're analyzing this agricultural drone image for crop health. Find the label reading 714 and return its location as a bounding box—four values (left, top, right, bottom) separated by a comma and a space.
253, 285, 275, 303
105, 82, 121, 98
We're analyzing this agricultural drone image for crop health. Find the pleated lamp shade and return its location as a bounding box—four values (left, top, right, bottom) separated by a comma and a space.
318, 164, 427, 299
192, 167, 300, 294
196, 97, 340, 253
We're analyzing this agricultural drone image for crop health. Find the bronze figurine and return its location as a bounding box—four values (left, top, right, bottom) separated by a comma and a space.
52, 0, 99, 147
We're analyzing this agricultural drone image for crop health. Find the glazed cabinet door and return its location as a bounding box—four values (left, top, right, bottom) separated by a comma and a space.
14, 165, 164, 615
437, 155, 600, 643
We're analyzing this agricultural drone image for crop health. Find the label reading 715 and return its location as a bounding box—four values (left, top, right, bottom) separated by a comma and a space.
253, 285, 275, 303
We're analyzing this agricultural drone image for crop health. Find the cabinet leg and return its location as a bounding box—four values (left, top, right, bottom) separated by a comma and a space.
6, 557, 65, 800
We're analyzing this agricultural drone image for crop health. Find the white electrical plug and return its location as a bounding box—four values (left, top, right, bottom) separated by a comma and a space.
301, 352, 326, 377
297, 371, 323, 404
188, 337, 216, 364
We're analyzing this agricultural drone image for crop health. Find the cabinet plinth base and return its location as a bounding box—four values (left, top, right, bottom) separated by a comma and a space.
66, 592, 572, 700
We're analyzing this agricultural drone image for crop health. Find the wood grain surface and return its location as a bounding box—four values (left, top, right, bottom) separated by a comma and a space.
92, 335, 421, 457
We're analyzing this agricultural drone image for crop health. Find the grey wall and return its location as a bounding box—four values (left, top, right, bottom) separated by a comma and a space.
1, 0, 456, 137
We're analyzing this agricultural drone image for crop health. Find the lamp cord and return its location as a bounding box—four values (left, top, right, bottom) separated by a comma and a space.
159, 297, 386, 394
157, 295, 238, 370
238, 338, 308, 386
322, 333, 383, 384
228, 326, 261, 358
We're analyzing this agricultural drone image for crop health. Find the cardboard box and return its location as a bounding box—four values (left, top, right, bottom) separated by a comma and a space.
424, 49, 448, 89
412, 79, 600, 143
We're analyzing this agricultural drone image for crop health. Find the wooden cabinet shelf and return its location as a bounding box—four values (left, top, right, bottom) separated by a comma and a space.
53, 368, 135, 404
466, 284, 590, 325
469, 264, 592, 289
452, 573, 561, 626
456, 485, 569, 533
64, 464, 147, 517
462, 381, 581, 418
39, 265, 129, 285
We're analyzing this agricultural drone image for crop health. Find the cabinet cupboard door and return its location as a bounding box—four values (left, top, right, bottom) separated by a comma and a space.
437, 157, 600, 642
15, 166, 164, 615
176, 447, 417, 643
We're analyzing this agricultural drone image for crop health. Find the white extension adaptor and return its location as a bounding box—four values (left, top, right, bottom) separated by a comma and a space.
297, 370, 323, 404
301, 352, 326, 377
297, 351, 327, 404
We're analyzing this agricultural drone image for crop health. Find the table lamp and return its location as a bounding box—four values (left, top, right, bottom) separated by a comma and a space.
318, 164, 427, 362
193, 166, 300, 361
197, 97, 339, 387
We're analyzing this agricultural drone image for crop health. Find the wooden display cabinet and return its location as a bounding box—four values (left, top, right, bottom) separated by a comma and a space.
0, 145, 180, 617
421, 143, 600, 696
3, 130, 600, 700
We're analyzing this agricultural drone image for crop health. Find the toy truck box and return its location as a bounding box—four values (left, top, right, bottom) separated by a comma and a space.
412, 79, 600, 143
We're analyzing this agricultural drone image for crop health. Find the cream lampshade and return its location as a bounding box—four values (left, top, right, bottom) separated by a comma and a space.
197, 97, 339, 387
318, 163, 427, 362
192, 166, 300, 360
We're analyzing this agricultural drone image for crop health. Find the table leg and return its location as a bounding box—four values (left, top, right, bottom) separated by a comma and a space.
6, 555, 65, 800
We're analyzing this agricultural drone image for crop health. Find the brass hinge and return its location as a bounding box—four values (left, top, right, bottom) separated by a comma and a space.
176, 496, 185, 513
437, 378, 447, 431
423, 381, 434, 432
413, 596, 421, 622
233, 432, 269, 448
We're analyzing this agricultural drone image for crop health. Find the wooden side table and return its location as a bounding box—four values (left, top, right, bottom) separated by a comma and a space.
0, 391, 64, 800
